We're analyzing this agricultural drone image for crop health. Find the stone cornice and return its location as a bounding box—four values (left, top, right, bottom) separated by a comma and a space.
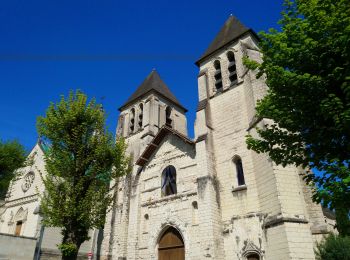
263, 216, 308, 229
0, 232, 36, 240
141, 191, 197, 207
3, 194, 39, 208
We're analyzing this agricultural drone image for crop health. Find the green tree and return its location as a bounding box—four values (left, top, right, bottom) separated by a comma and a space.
37, 91, 131, 260
0, 139, 26, 199
245, 0, 350, 235
315, 234, 350, 260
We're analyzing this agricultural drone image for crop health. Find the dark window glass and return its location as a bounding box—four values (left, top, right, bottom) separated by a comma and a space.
161, 166, 177, 196
235, 158, 245, 186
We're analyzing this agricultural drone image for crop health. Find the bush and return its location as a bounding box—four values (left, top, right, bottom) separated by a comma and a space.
58, 242, 78, 257
315, 234, 350, 260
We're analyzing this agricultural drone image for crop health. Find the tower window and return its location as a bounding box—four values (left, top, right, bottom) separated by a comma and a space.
234, 156, 245, 186
143, 214, 149, 233
214, 60, 223, 90
117, 115, 125, 137
130, 108, 135, 133
166, 106, 172, 127
138, 103, 143, 128
161, 165, 177, 196
227, 51, 238, 85
192, 201, 198, 225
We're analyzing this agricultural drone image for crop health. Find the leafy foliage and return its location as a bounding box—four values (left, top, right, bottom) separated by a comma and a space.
245, 0, 350, 234
315, 234, 350, 260
37, 91, 131, 259
0, 139, 26, 199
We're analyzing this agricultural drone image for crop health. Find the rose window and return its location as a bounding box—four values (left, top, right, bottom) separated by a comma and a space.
21, 172, 35, 192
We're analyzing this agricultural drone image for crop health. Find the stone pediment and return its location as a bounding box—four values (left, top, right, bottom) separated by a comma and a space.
241, 239, 262, 258
136, 126, 194, 167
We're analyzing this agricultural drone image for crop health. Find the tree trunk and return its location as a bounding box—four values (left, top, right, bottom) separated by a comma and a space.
61, 252, 78, 260
60, 230, 82, 260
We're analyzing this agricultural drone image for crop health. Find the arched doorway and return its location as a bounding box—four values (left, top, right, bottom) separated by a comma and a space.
246, 253, 260, 260
158, 226, 185, 260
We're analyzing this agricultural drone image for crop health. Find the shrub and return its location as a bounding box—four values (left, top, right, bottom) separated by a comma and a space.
315, 234, 350, 260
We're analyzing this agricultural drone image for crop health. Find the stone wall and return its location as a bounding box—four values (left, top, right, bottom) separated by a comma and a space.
40, 227, 96, 259
0, 232, 36, 260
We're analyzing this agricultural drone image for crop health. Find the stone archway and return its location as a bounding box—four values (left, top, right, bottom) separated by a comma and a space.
246, 253, 260, 260
242, 240, 263, 260
158, 226, 185, 260
12, 207, 28, 236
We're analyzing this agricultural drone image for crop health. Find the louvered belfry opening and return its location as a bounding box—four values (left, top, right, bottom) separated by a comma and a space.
214, 60, 223, 90
227, 51, 238, 85
138, 103, 143, 128
166, 106, 173, 127
130, 108, 135, 132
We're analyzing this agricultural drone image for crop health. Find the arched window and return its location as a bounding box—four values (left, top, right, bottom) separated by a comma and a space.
161, 165, 177, 196
234, 156, 245, 186
138, 103, 143, 128
130, 108, 135, 133
192, 201, 198, 225
165, 106, 172, 127
227, 51, 238, 84
214, 60, 223, 90
143, 214, 149, 233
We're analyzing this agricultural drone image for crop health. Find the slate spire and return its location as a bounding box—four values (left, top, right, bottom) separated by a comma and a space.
196, 15, 255, 65
119, 70, 187, 112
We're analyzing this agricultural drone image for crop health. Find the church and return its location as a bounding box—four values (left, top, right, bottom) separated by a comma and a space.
0, 15, 335, 260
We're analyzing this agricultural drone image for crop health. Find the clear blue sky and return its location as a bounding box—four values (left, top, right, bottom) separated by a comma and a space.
0, 0, 284, 151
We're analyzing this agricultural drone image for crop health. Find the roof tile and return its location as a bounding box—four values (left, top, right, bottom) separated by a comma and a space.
196, 15, 252, 65
119, 70, 186, 111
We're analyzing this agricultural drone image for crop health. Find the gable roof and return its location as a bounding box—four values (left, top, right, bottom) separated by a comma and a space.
195, 15, 257, 66
119, 70, 187, 112
136, 125, 194, 166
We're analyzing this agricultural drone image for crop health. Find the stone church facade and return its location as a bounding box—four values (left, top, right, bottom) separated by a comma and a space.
0, 15, 335, 260
99, 16, 334, 260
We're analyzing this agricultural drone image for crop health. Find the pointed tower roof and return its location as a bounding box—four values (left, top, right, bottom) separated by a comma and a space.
195, 15, 257, 66
119, 70, 187, 112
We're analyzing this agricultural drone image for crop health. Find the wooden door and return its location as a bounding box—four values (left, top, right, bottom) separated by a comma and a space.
15, 221, 22, 236
158, 227, 185, 260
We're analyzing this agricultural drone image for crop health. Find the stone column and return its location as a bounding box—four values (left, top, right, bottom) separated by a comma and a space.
194, 72, 225, 260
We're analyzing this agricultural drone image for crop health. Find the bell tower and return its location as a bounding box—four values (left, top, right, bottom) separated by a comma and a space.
117, 70, 188, 160
194, 15, 319, 260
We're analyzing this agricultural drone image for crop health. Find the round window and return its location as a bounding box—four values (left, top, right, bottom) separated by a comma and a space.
21, 171, 35, 192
